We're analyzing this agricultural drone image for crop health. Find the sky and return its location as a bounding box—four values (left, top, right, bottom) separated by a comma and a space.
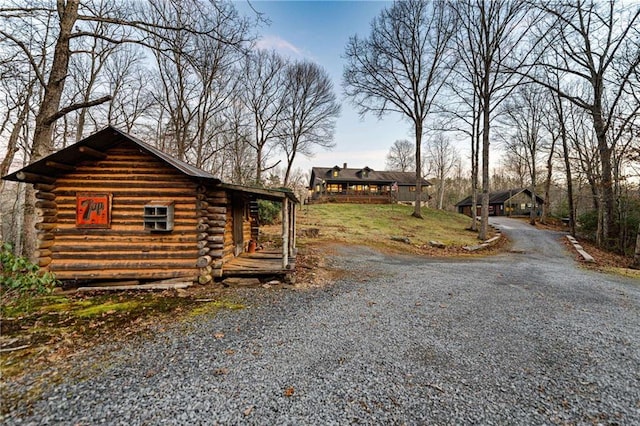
235, 0, 417, 175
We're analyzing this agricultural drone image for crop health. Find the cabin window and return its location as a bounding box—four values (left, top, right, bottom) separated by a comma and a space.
144, 201, 174, 232
332, 170, 339, 177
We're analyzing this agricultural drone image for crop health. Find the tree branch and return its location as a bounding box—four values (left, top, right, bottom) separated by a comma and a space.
47, 95, 112, 124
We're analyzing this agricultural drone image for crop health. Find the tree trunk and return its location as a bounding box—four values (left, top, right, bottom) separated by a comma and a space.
438, 177, 445, 210
479, 89, 490, 240
22, 0, 79, 259
469, 102, 480, 231
560, 120, 575, 236
541, 137, 556, 225
632, 223, 640, 270
413, 122, 423, 219
592, 102, 616, 249
0, 96, 32, 244
529, 185, 536, 226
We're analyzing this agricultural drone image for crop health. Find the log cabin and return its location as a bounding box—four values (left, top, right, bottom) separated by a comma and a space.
2, 126, 297, 285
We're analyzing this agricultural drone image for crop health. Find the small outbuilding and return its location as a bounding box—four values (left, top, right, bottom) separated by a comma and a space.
2, 126, 297, 285
456, 188, 544, 217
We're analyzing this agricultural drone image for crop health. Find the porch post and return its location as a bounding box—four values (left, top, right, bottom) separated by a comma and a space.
282, 197, 289, 268
290, 202, 296, 256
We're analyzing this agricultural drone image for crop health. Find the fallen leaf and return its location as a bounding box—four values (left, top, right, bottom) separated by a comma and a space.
214, 332, 225, 340
284, 386, 295, 397
225, 349, 236, 356
214, 367, 228, 376
243, 406, 253, 416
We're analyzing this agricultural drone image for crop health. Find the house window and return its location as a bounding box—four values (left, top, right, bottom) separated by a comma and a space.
332, 170, 339, 177
370, 185, 378, 193
144, 201, 174, 232
408, 186, 427, 192
327, 184, 341, 193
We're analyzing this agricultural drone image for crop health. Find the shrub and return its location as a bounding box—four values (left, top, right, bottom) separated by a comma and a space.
577, 210, 598, 240
0, 243, 58, 301
258, 200, 281, 225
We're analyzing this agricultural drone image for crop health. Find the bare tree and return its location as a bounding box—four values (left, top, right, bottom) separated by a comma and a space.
148, 0, 250, 166
499, 85, 547, 225
343, 0, 457, 218
241, 49, 287, 184
0, 0, 254, 258
279, 60, 340, 186
103, 46, 156, 132
221, 96, 255, 185
451, 0, 538, 239
426, 134, 459, 209
633, 223, 640, 269
526, 0, 640, 248
385, 139, 415, 172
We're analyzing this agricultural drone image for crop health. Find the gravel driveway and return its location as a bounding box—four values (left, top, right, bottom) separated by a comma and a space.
4, 218, 640, 425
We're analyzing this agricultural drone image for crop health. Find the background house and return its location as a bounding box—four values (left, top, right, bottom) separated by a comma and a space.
456, 188, 544, 217
308, 163, 431, 204
2, 126, 297, 285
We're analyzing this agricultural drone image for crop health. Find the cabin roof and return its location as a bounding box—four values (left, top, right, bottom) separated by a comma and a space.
2, 126, 221, 184
456, 188, 544, 207
309, 166, 430, 187
2, 126, 299, 203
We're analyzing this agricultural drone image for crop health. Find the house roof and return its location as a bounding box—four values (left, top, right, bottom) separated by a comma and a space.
309, 166, 430, 188
2, 125, 221, 184
2, 125, 298, 203
456, 188, 544, 207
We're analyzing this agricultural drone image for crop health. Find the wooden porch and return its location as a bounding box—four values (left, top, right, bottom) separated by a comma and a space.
310, 193, 392, 204
221, 250, 295, 277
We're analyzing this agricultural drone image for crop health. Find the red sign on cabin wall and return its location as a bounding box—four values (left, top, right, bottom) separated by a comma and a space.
76, 193, 112, 228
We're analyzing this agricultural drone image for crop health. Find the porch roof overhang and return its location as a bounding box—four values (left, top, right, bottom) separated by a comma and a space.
220, 183, 299, 204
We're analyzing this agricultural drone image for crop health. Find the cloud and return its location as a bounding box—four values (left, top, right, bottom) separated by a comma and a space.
255, 35, 303, 57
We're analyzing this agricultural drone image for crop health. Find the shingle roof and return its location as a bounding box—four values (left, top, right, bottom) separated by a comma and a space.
456, 188, 544, 206
309, 166, 430, 188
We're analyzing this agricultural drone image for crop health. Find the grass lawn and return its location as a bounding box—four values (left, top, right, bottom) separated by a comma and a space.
295, 203, 484, 252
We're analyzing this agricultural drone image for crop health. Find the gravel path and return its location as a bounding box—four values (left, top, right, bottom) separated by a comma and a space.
4, 218, 640, 425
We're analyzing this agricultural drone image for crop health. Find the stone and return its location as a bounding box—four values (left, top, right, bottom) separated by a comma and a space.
222, 277, 261, 287
429, 240, 446, 248
391, 236, 411, 244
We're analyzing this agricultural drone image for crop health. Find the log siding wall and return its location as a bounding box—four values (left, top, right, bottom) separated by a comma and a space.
48, 143, 200, 281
